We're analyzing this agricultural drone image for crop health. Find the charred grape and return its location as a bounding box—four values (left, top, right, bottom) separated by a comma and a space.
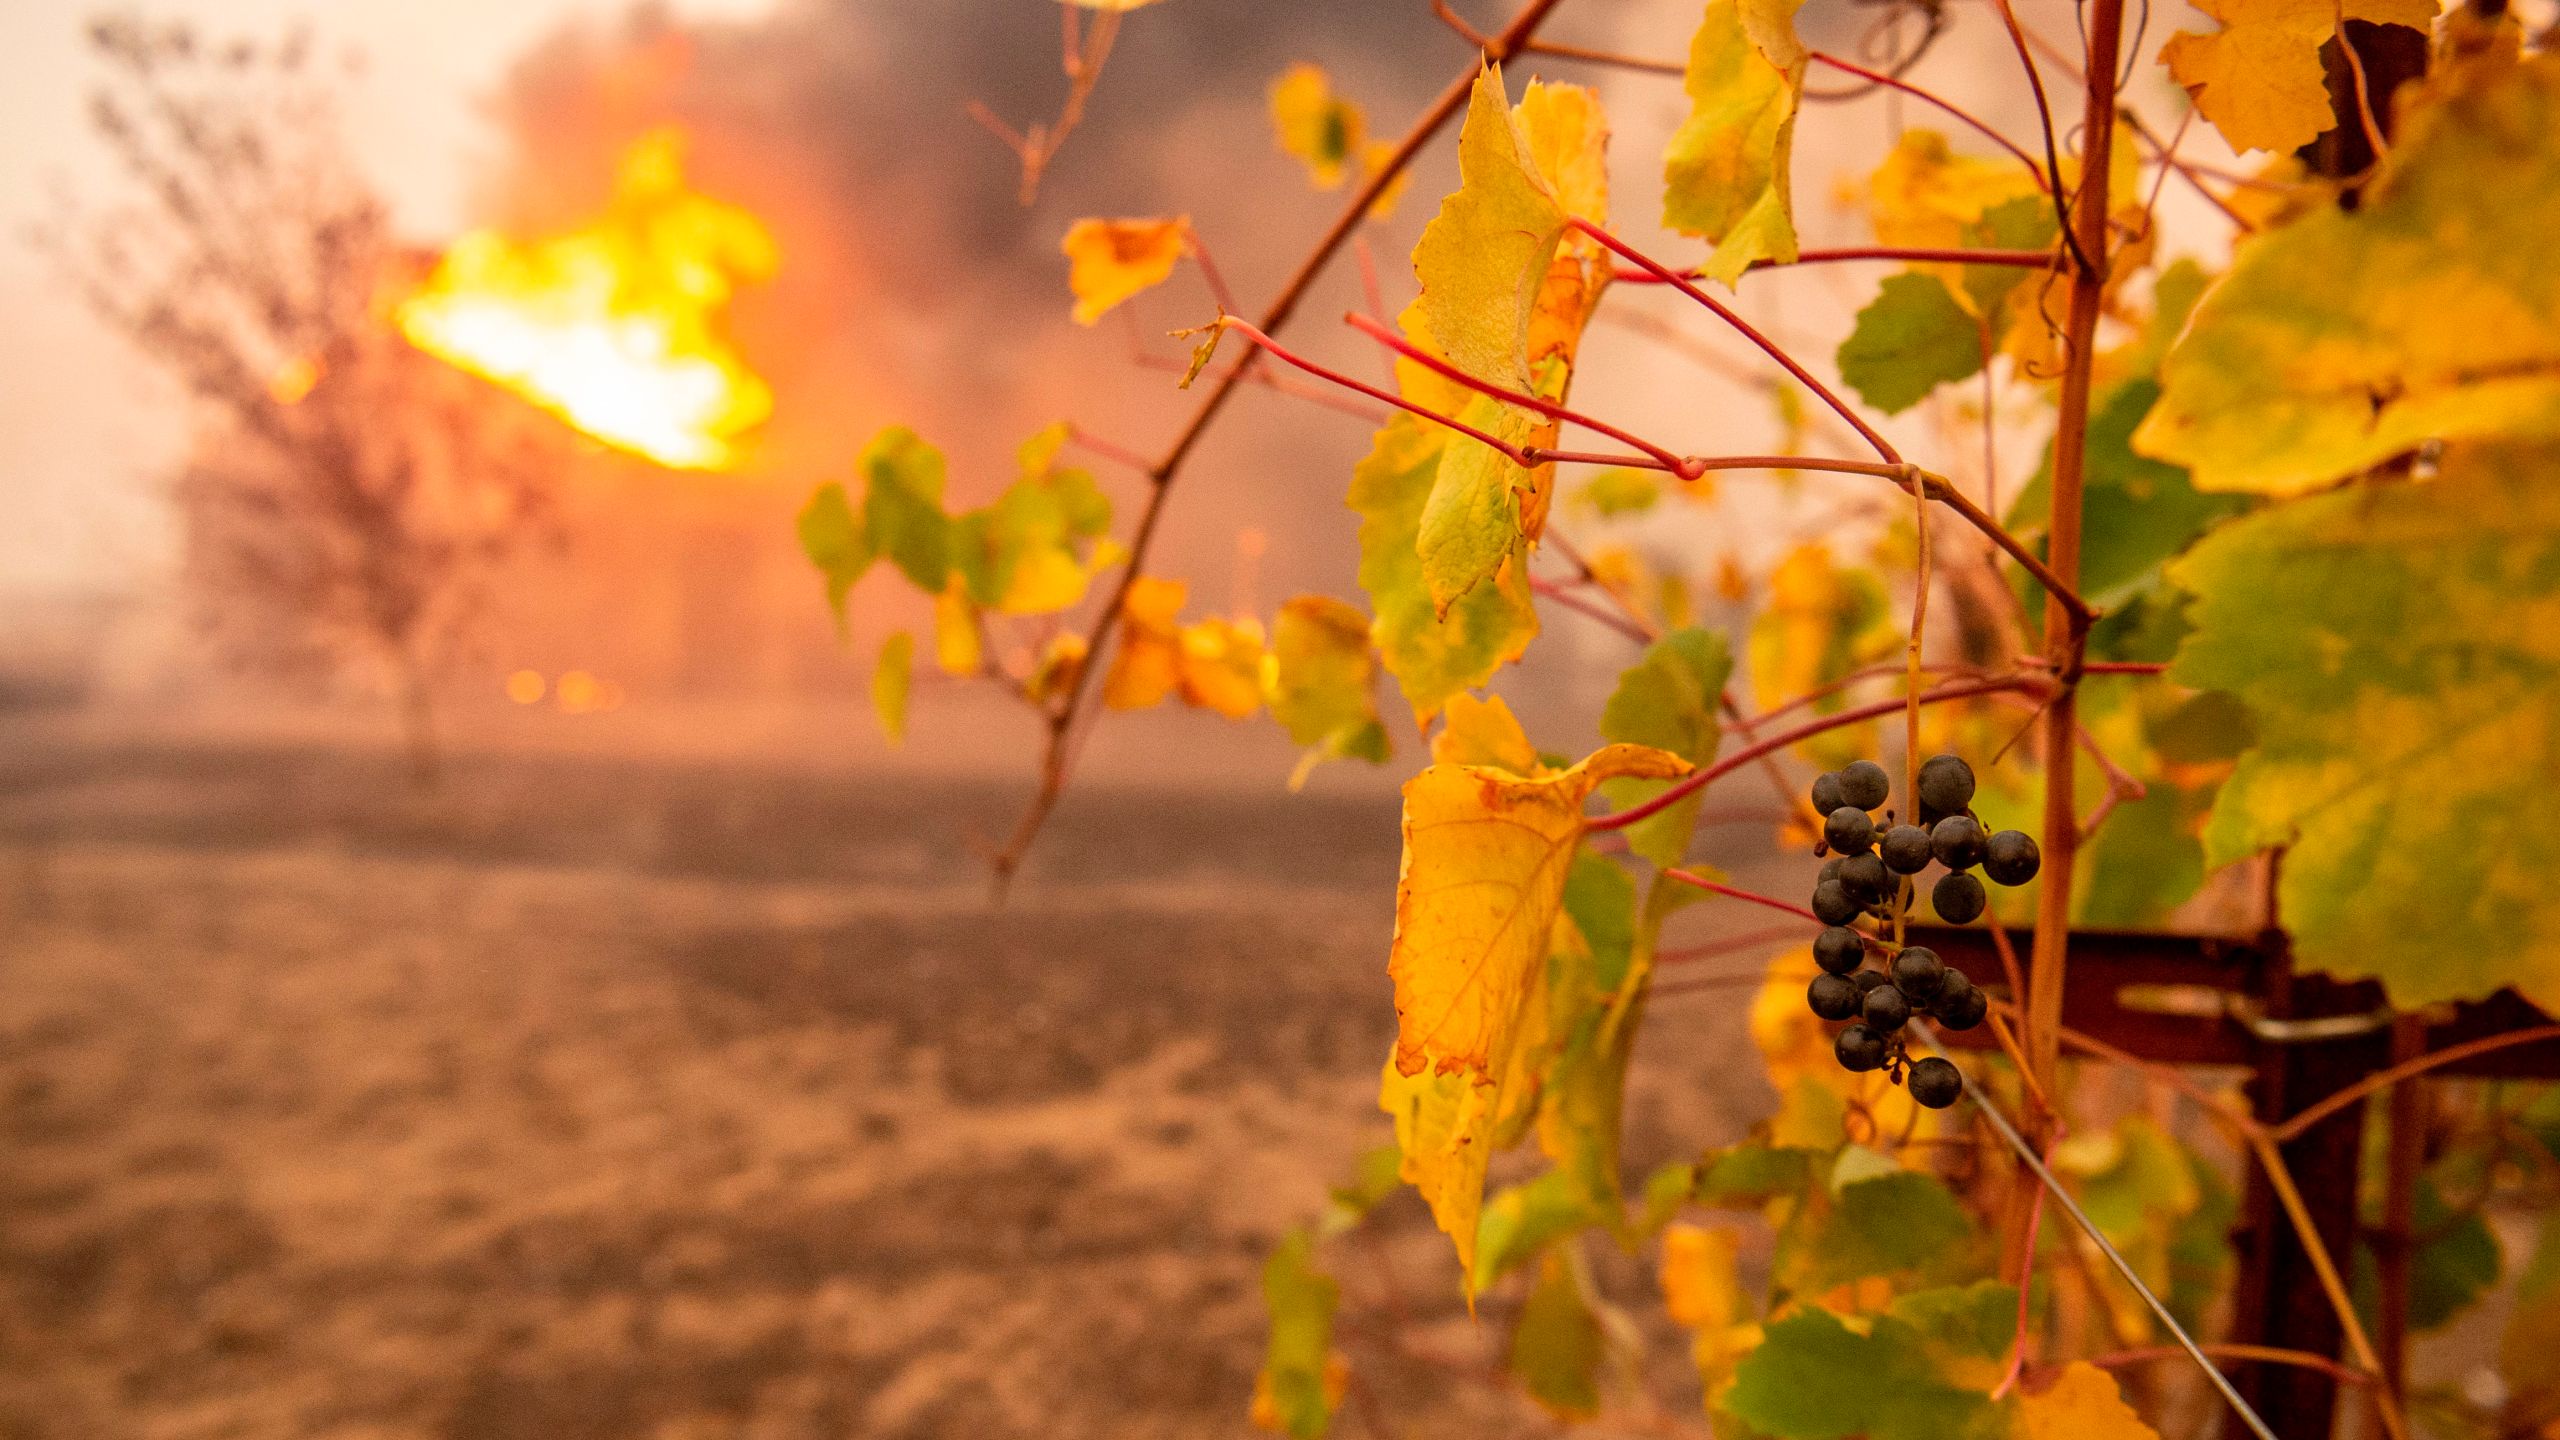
1814, 926, 1866, 975
1930, 814, 1989, 871
1836, 759, 1891, 812
1917, 754, 1977, 815
1931, 871, 1988, 925
1985, 830, 2042, 885
1835, 1023, 1888, 1072
1907, 1056, 1963, 1109
1825, 806, 1876, 856
1890, 945, 1945, 1002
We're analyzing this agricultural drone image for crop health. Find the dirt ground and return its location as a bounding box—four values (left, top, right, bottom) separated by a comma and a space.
0, 724, 1780, 1440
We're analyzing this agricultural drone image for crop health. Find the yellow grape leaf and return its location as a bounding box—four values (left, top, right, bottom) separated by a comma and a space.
1747, 543, 1894, 769
1269, 63, 1365, 189
2014, 1362, 2163, 1440
1662, 0, 1808, 285
1104, 573, 1187, 709
1266, 595, 1391, 780
1350, 411, 1540, 727
1389, 742, 1688, 1083
1516, 80, 1613, 372
1061, 216, 1191, 326
1868, 129, 2042, 249
1431, 692, 1542, 774
2160, 0, 2438, 155
1414, 65, 1568, 394
933, 579, 982, 677
2136, 54, 2560, 495
871, 631, 913, 747
1661, 1223, 1761, 1396
1177, 615, 1266, 719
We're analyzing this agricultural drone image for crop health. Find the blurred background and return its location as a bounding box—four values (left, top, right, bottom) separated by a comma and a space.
0, 1, 2247, 1435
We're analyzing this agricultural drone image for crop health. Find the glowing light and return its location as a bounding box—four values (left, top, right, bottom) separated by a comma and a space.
556, 670, 602, 713
504, 669, 546, 705
395, 128, 777, 470
268, 355, 321, 406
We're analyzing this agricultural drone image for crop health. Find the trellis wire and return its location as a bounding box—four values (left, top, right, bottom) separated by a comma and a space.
1909, 1021, 2283, 1440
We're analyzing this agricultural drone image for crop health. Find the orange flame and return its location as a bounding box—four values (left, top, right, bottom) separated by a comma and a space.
396, 128, 777, 470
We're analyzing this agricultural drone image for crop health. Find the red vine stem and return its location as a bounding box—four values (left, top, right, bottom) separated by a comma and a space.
1592, 676, 2046, 832
1342, 310, 1693, 473
1807, 52, 2052, 192
2081, 1344, 2380, 1390
1611, 245, 2055, 282
1564, 217, 1902, 464
986, 0, 1575, 884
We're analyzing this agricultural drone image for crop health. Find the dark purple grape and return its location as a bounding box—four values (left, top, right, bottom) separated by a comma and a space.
1852, 969, 1889, 995
1907, 1056, 1963, 1109
1810, 771, 1846, 817
1835, 1023, 1888, 1072
1890, 946, 1946, 1003
1930, 814, 1989, 871
1811, 879, 1861, 926
1814, 926, 1866, 975
1880, 824, 1933, 874
1839, 852, 1890, 904
1836, 759, 1890, 812
1825, 806, 1876, 856
1862, 982, 1911, 1033
1917, 754, 1976, 815
1931, 871, 1988, 925
1931, 973, 1987, 1031
1985, 830, 2042, 886
1808, 973, 1862, 1021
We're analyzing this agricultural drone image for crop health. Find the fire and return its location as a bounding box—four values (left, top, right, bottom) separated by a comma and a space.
395, 128, 777, 470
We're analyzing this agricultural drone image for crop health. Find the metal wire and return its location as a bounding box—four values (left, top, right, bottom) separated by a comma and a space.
1908, 1021, 2284, 1440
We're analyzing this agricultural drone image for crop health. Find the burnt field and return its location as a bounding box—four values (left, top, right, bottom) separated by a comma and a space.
0, 727, 1777, 1439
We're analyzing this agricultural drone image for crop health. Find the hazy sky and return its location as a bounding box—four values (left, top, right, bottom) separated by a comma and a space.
0, 0, 777, 596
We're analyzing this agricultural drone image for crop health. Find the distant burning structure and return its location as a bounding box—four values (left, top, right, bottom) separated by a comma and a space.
396, 128, 778, 473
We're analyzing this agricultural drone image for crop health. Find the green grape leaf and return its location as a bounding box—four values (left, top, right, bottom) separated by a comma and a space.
870, 631, 913, 747
797, 481, 872, 628
1577, 467, 1661, 517
2074, 782, 2209, 927
1726, 1306, 1997, 1440
1255, 1228, 1340, 1440
858, 426, 951, 591
1476, 1168, 1601, 1289
1599, 627, 1730, 867
1512, 1247, 1608, 1420
1785, 1168, 1977, 1295
2168, 441, 2560, 1012
1662, 0, 1808, 284
2136, 55, 2560, 495
1838, 272, 1984, 415
1350, 411, 1540, 726
2015, 380, 2250, 612
1320, 1143, 1405, 1239
1958, 193, 2060, 322
1420, 393, 1542, 612
1535, 863, 1683, 1228
1266, 594, 1392, 781
1695, 1142, 1821, 1206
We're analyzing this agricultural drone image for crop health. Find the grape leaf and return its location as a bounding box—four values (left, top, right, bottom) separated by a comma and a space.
1512, 1246, 1608, 1419
1785, 1168, 1976, 1295
2013, 380, 2249, 610
2159, 0, 2437, 155
1389, 742, 1688, 1083
1420, 393, 1543, 613
1432, 692, 1542, 774
1661, 1222, 1761, 1406
870, 631, 912, 746
1104, 574, 1187, 709
1576, 468, 1661, 517
797, 481, 871, 628
1252, 1228, 1341, 1440
1349, 411, 1540, 726
2016, 1362, 2163, 1440
2167, 442, 2560, 1012
1060, 216, 1190, 326
1268, 63, 1364, 189
1725, 1307, 1996, 1440
1838, 272, 1985, 415
1415, 66, 1569, 395
1178, 616, 1267, 719
1267, 595, 1391, 781
2136, 55, 2560, 494
1535, 860, 1679, 1224
1748, 545, 1895, 770
932, 579, 980, 677
858, 427, 951, 592
1476, 1168, 1599, 1288
1868, 129, 2045, 253
1662, 0, 1808, 284
1599, 627, 1730, 866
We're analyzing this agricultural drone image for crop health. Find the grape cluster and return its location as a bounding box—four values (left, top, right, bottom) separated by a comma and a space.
1799, 755, 2042, 1110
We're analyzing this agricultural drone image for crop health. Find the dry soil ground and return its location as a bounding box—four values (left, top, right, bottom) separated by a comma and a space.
0, 726, 1779, 1440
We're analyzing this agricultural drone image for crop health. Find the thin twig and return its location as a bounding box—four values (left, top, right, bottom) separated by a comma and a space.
1612, 245, 2056, 282
1809, 51, 2052, 192
2270, 1024, 2560, 1144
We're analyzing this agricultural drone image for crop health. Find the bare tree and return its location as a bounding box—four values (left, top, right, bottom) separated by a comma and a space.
40, 15, 561, 787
